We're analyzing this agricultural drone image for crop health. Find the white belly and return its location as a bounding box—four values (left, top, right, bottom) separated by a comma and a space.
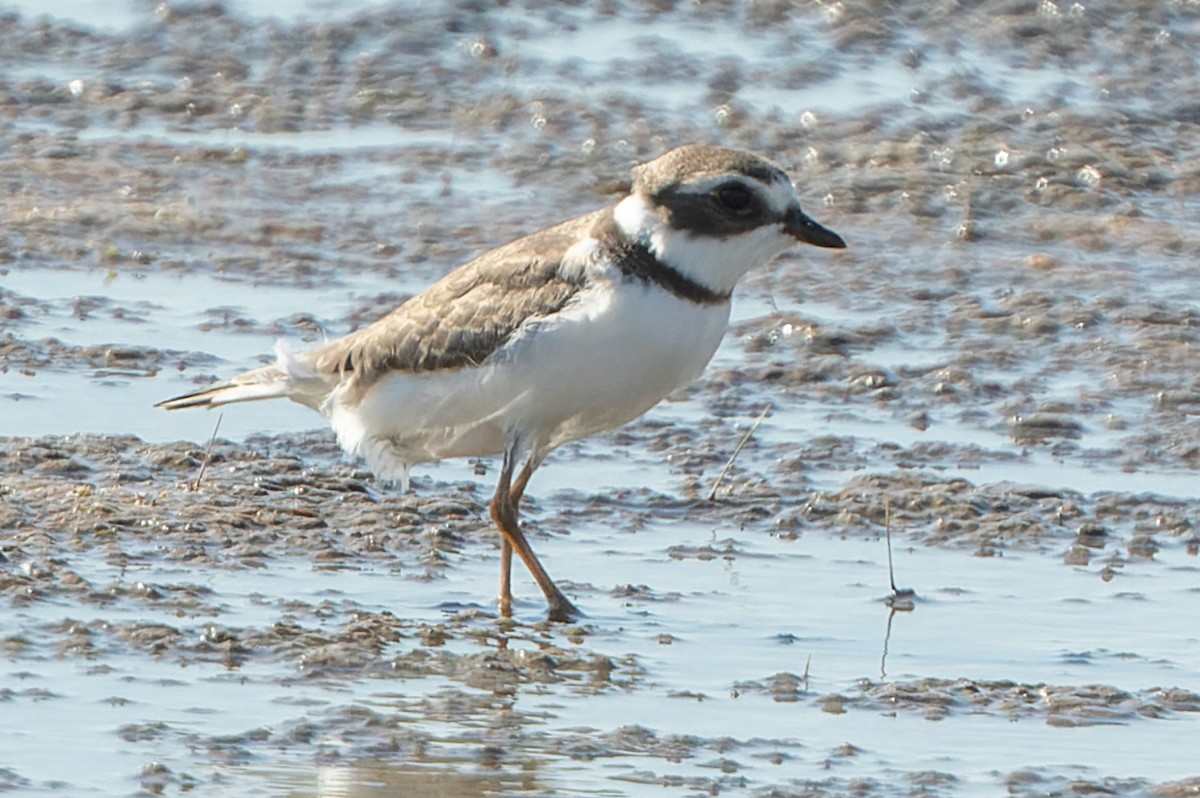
328, 281, 731, 483
506, 282, 731, 447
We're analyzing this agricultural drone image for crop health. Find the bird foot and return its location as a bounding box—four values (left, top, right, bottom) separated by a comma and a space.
546, 596, 583, 624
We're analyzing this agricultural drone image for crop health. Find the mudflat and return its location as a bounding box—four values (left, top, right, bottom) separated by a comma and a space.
2, 2, 1199, 795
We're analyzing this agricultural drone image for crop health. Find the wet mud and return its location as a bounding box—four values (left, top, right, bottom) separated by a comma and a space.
3, 0, 1200, 795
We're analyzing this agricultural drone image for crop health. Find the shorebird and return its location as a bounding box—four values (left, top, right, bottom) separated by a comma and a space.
157, 145, 846, 621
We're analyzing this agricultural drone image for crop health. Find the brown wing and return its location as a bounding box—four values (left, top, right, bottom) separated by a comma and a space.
311, 210, 601, 390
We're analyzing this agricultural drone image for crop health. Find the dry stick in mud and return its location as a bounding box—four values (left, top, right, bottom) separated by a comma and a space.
708, 403, 773, 501
189, 413, 223, 492
884, 496, 917, 611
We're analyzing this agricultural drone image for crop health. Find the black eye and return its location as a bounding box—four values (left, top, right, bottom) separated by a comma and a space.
715, 183, 754, 213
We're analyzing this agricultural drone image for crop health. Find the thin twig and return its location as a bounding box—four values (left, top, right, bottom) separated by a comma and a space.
707, 403, 772, 502
885, 496, 898, 592
884, 496, 917, 610
190, 412, 223, 491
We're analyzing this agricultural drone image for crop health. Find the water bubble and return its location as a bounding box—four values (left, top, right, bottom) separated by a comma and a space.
68, 79, 84, 98
823, 2, 844, 23
530, 101, 547, 131
994, 150, 1010, 169
580, 138, 596, 155
823, 193, 835, 207
714, 104, 732, 126
1154, 29, 1171, 46
799, 110, 818, 129
931, 147, 954, 170
228, 102, 243, 118
1023, 107, 1035, 119
467, 39, 497, 59
1038, 0, 1060, 17
803, 146, 819, 165
1077, 165, 1102, 188
1046, 147, 1061, 162
1035, 176, 1049, 191
1068, 2, 1085, 16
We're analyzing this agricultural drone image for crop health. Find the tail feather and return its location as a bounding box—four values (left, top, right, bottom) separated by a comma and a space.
156, 365, 289, 410
157, 341, 332, 413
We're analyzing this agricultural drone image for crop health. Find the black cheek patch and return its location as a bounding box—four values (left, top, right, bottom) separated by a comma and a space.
655, 188, 773, 238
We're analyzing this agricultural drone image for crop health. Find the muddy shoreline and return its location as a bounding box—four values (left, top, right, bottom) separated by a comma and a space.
3, 426, 1199, 795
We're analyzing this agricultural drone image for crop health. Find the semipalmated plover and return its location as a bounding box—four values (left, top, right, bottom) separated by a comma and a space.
158, 145, 846, 621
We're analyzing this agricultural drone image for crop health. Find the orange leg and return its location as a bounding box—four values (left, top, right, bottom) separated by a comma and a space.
496, 459, 535, 619
490, 448, 580, 622
498, 539, 513, 619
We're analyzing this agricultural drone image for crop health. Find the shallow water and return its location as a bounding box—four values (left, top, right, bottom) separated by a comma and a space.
2, 0, 1200, 796
4, 513, 1197, 795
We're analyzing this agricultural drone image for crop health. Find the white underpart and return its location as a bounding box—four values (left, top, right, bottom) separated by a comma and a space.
612, 187, 798, 296
320, 242, 732, 489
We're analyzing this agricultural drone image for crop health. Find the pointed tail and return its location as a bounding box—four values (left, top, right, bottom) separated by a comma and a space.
156, 341, 326, 412
156, 364, 290, 410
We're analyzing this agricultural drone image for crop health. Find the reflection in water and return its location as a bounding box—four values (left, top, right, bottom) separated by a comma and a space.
880, 607, 902, 682
303, 760, 535, 798
320, 764, 508, 797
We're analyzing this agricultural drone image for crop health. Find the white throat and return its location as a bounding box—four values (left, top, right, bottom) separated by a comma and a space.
612, 193, 794, 296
